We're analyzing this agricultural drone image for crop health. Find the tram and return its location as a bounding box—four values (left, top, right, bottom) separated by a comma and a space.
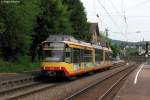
41, 35, 112, 77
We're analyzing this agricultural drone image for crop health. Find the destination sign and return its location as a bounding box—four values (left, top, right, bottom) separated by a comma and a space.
43, 42, 64, 48
43, 48, 64, 50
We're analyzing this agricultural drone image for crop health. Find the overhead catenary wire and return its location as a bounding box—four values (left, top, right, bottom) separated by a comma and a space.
107, 0, 120, 14
100, 14, 150, 18
96, 0, 122, 33
111, 30, 150, 34
107, 0, 128, 38
96, 0, 128, 41
109, 30, 128, 40
128, 0, 150, 10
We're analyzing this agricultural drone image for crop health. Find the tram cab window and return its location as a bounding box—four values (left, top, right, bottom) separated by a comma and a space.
105, 52, 112, 60
43, 49, 64, 62
95, 49, 103, 62
109, 53, 112, 60
105, 52, 108, 60
43, 42, 65, 62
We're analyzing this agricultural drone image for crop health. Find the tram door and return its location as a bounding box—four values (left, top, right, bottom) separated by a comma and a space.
64, 46, 71, 63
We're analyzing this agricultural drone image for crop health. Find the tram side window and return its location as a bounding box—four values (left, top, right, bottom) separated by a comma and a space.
72, 49, 92, 63
80, 49, 84, 62
105, 52, 111, 60
65, 48, 71, 63
105, 52, 108, 60
108, 53, 112, 60
100, 50, 103, 60
73, 49, 80, 63
84, 50, 92, 62
95, 49, 103, 62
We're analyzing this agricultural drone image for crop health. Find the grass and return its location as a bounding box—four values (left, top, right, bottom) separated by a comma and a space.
0, 56, 41, 73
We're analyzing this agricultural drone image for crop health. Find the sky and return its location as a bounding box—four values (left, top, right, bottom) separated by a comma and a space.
80, 0, 150, 42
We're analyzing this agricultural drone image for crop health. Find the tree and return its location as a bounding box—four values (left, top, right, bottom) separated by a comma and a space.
0, 0, 41, 61
63, 0, 91, 41
31, 0, 73, 61
0, 3, 24, 60
110, 43, 121, 57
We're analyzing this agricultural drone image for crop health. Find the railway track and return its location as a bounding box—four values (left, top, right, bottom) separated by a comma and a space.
0, 71, 41, 92
0, 62, 128, 100
64, 63, 139, 100
5, 82, 66, 100
0, 75, 71, 100
111, 61, 126, 69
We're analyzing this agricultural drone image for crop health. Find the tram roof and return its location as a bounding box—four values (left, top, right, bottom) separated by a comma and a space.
63, 40, 93, 48
43, 35, 111, 51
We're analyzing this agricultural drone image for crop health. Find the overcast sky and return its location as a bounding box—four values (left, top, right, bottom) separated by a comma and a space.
81, 0, 150, 42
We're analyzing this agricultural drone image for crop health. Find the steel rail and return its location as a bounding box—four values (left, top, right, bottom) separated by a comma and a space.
98, 65, 138, 100
64, 63, 137, 100
6, 81, 66, 100
1, 62, 127, 100
0, 61, 124, 93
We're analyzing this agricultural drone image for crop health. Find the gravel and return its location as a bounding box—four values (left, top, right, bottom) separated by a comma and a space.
17, 63, 134, 100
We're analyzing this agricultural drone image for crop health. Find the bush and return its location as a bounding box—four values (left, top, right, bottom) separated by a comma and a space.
0, 56, 40, 73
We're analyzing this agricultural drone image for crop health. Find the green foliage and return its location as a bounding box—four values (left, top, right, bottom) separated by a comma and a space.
110, 43, 121, 57
0, 3, 27, 60
126, 48, 138, 56
0, 0, 90, 72
34, 0, 73, 39
0, 0, 41, 61
63, 0, 91, 41
16, 0, 41, 35
30, 0, 75, 61
0, 56, 40, 73
0, 18, 6, 33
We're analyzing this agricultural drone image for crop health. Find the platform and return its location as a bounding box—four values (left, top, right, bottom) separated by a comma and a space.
114, 64, 150, 100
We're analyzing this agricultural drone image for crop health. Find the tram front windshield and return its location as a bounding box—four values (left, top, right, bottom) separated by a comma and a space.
43, 42, 65, 62
44, 49, 64, 62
